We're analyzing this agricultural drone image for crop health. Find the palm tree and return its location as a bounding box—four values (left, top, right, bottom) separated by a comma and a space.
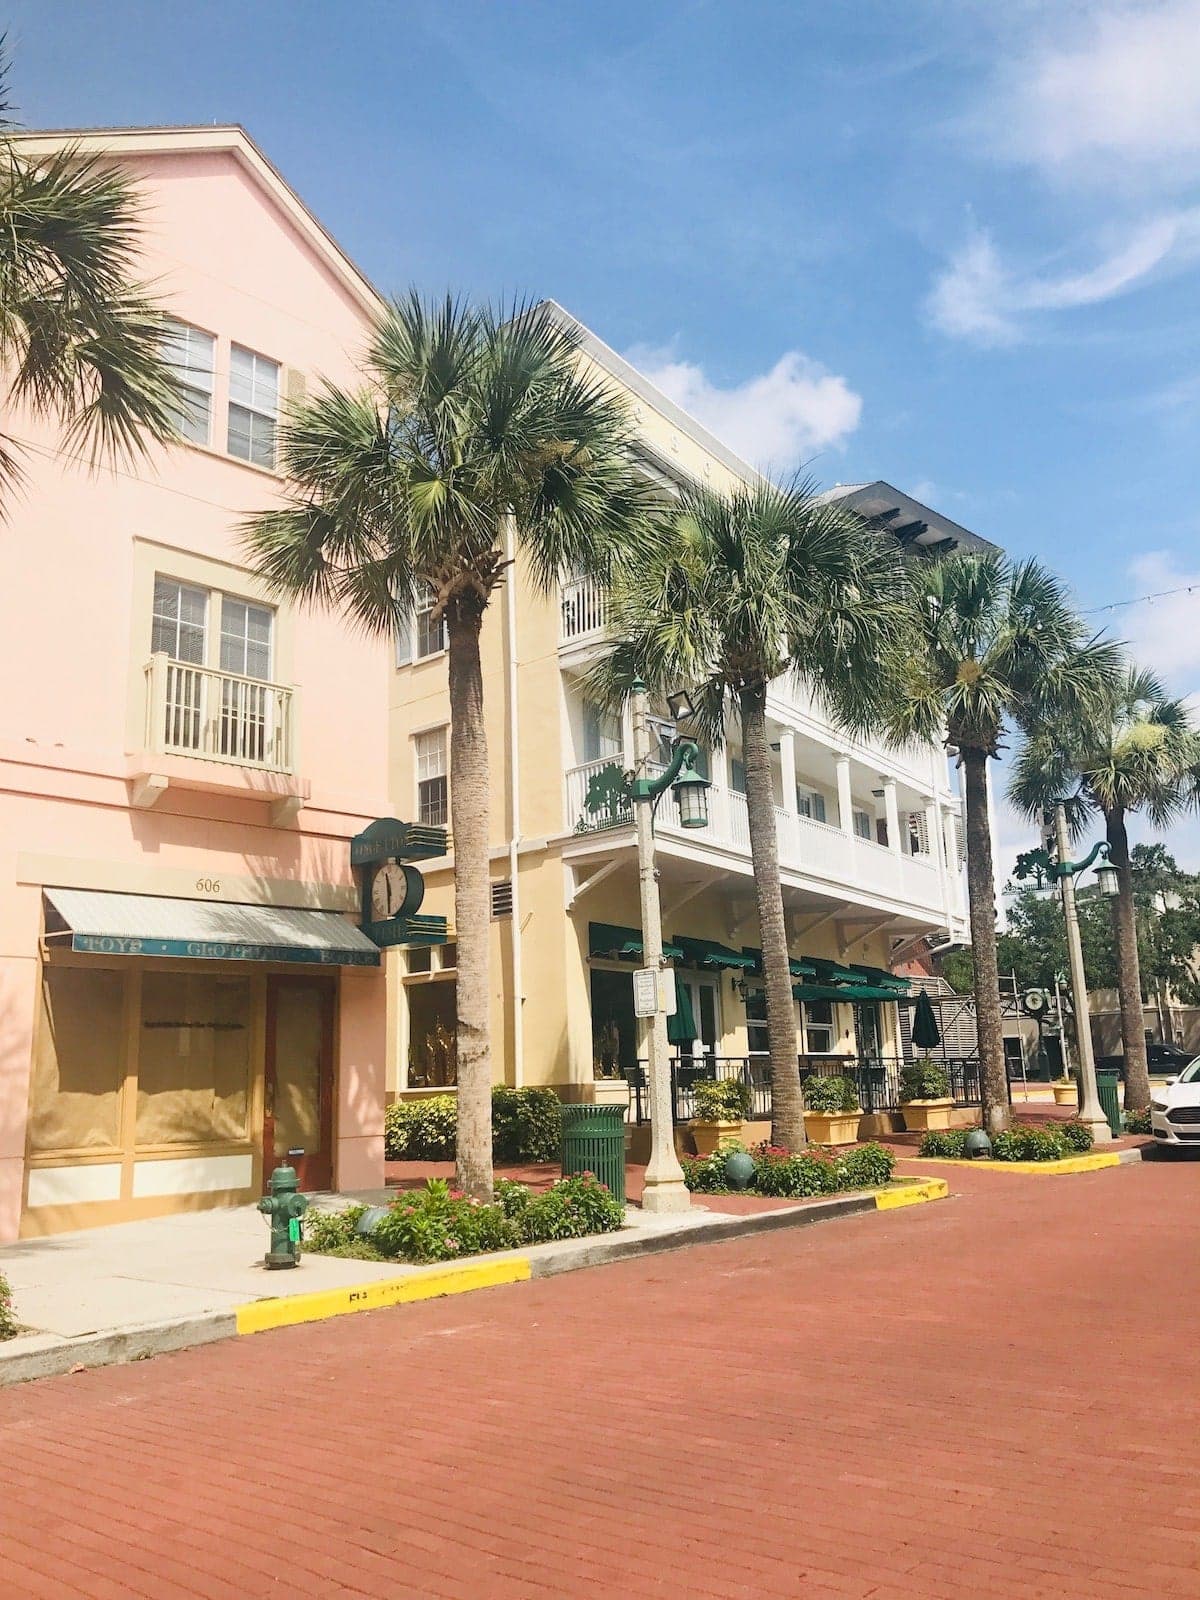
1010, 666, 1200, 1112
893, 552, 1122, 1136
590, 478, 912, 1151
242, 293, 649, 1201
0, 53, 180, 507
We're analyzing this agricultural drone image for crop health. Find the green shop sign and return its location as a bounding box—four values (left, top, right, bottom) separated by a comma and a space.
351, 817, 449, 950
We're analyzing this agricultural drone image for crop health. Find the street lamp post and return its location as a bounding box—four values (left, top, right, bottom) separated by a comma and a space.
1015, 805, 1118, 1144
628, 677, 710, 1213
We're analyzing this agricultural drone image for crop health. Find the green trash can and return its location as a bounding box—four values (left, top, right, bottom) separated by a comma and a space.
1094, 1067, 1122, 1139
560, 1103, 626, 1205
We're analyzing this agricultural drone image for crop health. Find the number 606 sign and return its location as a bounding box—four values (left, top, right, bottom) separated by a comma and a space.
195, 877, 221, 894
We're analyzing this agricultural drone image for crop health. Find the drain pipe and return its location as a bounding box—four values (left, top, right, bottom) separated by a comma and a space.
504, 514, 525, 1087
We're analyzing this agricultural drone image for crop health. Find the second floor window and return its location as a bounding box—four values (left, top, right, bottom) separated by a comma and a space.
416, 728, 448, 826
797, 788, 827, 823
396, 587, 448, 664
228, 345, 280, 468
152, 578, 208, 664
162, 320, 215, 445
582, 703, 621, 764
220, 596, 273, 680
852, 808, 872, 840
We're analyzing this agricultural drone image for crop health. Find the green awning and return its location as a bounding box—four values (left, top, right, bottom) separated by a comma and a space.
42, 888, 381, 967
792, 983, 854, 1003
741, 947, 817, 979
673, 935, 755, 971
588, 922, 684, 962
849, 963, 911, 994
802, 955, 863, 985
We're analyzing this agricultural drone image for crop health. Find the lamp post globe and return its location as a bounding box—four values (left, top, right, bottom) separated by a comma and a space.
1094, 861, 1120, 899
671, 761, 710, 829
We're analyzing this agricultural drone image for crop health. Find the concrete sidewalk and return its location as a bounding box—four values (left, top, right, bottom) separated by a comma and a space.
0, 1175, 948, 1385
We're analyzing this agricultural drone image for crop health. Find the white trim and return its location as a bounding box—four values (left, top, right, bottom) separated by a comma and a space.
27, 1164, 123, 1208
132, 1153, 254, 1197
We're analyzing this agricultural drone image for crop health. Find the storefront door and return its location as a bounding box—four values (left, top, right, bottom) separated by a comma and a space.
264, 976, 334, 1192
677, 975, 720, 1069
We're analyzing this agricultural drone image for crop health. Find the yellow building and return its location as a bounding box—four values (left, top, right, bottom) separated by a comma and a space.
385, 306, 994, 1131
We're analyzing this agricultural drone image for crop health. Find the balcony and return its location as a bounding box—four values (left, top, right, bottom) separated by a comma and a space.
560, 576, 608, 645
129, 652, 308, 819
564, 756, 948, 920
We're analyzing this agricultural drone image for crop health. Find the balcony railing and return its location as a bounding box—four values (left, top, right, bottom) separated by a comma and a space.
560, 576, 609, 643
144, 652, 296, 773
566, 757, 944, 911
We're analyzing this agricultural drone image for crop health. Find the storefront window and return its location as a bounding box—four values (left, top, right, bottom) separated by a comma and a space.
29, 967, 126, 1152
407, 981, 457, 1087
803, 998, 834, 1054
745, 988, 768, 1055
136, 972, 252, 1145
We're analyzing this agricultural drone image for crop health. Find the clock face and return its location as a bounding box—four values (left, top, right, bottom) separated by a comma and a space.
371, 863, 409, 920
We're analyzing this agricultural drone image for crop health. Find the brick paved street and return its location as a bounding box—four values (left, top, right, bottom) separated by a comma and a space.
2, 1156, 1198, 1599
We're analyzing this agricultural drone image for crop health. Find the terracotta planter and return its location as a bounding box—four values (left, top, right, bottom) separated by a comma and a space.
1052, 1082, 1077, 1107
690, 1119, 743, 1157
900, 1098, 955, 1133
803, 1110, 862, 1146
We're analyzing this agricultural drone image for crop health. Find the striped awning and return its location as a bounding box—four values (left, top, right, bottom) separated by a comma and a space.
43, 888, 381, 967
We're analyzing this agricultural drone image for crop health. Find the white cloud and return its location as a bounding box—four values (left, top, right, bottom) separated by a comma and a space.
625, 345, 862, 469
927, 214, 1200, 344
991, 1, 1200, 176
1116, 550, 1200, 689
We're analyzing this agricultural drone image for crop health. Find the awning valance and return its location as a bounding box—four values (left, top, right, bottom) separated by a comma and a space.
740, 948, 817, 979
849, 963, 911, 995
673, 936, 755, 972
802, 955, 863, 985
588, 922, 684, 962
43, 889, 381, 967
793, 981, 906, 1004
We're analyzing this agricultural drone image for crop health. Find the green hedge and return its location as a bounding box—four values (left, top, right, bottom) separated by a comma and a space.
306, 1174, 624, 1265
681, 1140, 894, 1197
919, 1120, 1095, 1161
804, 1074, 860, 1114
384, 1087, 564, 1163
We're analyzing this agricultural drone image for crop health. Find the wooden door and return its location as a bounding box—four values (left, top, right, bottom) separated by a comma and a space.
264, 976, 334, 1192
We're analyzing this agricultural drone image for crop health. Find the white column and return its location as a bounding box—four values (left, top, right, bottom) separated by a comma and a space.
777, 726, 797, 866
834, 752, 853, 835
882, 777, 901, 856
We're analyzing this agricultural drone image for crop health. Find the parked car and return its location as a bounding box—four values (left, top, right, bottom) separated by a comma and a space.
1096, 1042, 1194, 1078
1150, 1056, 1200, 1147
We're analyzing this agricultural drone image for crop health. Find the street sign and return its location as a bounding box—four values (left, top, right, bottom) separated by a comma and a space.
633, 966, 677, 1018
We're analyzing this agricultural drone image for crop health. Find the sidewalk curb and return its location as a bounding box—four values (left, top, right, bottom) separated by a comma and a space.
0, 1176, 947, 1387
903, 1147, 1145, 1176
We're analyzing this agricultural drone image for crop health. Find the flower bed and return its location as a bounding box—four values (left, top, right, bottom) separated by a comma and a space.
0, 1274, 15, 1341
305, 1174, 624, 1265
681, 1141, 894, 1198
917, 1120, 1094, 1161
1123, 1107, 1152, 1135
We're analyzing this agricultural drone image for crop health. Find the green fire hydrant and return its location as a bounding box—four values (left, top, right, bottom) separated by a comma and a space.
258, 1164, 308, 1270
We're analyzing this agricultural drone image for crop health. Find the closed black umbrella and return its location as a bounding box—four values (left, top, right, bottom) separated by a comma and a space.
911, 989, 942, 1052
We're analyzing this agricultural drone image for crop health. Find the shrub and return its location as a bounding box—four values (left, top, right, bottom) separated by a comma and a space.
750, 1143, 841, 1198
372, 1179, 519, 1262
491, 1087, 562, 1164
835, 1142, 895, 1190
517, 1173, 624, 1242
680, 1147, 736, 1192
0, 1273, 16, 1341
384, 1087, 566, 1163
303, 1202, 368, 1254
992, 1124, 1071, 1162
1058, 1119, 1094, 1153
1124, 1106, 1152, 1134
692, 1077, 751, 1123
900, 1058, 950, 1102
917, 1127, 969, 1158
804, 1074, 860, 1114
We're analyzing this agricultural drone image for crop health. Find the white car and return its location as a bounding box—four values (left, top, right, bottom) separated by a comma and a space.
1150, 1058, 1200, 1147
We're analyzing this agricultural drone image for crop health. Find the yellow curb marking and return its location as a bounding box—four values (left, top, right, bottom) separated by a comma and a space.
235, 1256, 532, 1336
875, 1178, 949, 1210
905, 1152, 1122, 1177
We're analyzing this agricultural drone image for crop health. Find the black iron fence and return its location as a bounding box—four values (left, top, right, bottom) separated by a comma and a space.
615, 1053, 998, 1126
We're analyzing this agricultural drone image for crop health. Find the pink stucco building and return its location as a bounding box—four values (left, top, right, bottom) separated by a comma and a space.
0, 127, 391, 1239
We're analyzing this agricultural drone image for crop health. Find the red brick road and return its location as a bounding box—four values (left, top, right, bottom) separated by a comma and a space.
2, 1154, 1198, 1599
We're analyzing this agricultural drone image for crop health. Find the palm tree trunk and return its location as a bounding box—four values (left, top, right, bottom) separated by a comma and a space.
740, 687, 806, 1150
446, 603, 494, 1202
1105, 807, 1150, 1112
960, 746, 1009, 1135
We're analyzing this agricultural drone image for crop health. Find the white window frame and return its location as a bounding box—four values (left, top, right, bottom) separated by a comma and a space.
219, 595, 274, 682
151, 577, 209, 664
852, 808, 872, 841
396, 587, 448, 666
415, 726, 448, 827
228, 343, 280, 469
162, 319, 215, 446
802, 998, 836, 1055
797, 787, 827, 824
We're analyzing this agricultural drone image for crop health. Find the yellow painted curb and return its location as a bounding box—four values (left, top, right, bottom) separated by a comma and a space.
235, 1256, 532, 1336
906, 1152, 1122, 1177
875, 1177, 948, 1210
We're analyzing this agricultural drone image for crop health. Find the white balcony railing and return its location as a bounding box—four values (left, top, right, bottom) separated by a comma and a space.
560, 576, 609, 643
565, 758, 947, 914
143, 652, 296, 773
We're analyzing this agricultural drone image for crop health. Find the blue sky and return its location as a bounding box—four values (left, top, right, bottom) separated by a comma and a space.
11, 0, 1200, 869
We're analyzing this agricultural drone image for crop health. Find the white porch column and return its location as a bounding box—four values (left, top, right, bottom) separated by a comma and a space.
942, 806, 963, 914
882, 777, 902, 856
834, 751, 853, 835
708, 732, 730, 844
925, 792, 947, 905
778, 727, 798, 817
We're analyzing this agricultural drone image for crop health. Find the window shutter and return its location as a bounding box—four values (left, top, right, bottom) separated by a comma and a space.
812, 792, 826, 824
907, 811, 930, 854
395, 609, 412, 667
285, 367, 307, 404
490, 880, 513, 919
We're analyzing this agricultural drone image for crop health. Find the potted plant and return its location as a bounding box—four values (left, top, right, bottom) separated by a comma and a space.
1051, 1075, 1077, 1107
899, 1058, 954, 1133
589, 1065, 632, 1112
802, 1074, 862, 1146
690, 1077, 752, 1156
